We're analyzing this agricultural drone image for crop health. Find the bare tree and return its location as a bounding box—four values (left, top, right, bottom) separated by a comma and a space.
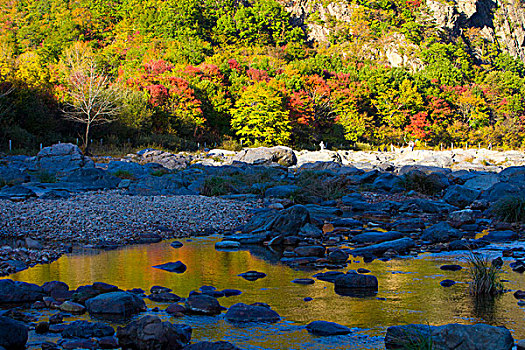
62, 45, 119, 151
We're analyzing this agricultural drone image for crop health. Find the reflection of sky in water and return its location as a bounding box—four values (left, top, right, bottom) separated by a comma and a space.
6, 236, 525, 349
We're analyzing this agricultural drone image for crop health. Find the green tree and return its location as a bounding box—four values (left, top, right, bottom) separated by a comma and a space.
231, 82, 290, 145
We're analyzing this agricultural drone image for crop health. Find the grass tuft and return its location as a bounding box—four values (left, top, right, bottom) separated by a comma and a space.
399, 172, 443, 195
200, 176, 234, 196
491, 195, 525, 223
467, 252, 503, 297
112, 170, 136, 180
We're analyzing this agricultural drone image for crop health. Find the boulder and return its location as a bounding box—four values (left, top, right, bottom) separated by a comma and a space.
136, 149, 189, 170
0, 279, 45, 304
85, 291, 146, 318
215, 241, 241, 249
306, 321, 351, 336
0, 165, 29, 185
352, 231, 404, 244
264, 185, 299, 198
0, 316, 28, 350
233, 147, 296, 166
443, 185, 481, 208
385, 323, 513, 350
265, 205, 311, 235
327, 249, 349, 263
224, 303, 280, 323
463, 174, 499, 191
61, 321, 114, 338
0, 185, 36, 200
58, 301, 86, 314
294, 245, 325, 257
421, 222, 463, 243
64, 168, 121, 190
36, 143, 94, 175
238, 271, 267, 281
117, 315, 192, 350
148, 292, 182, 303
184, 294, 223, 315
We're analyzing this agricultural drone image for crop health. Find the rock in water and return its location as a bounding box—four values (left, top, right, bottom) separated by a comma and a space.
0, 279, 45, 304
334, 272, 378, 297
0, 316, 28, 350
184, 341, 241, 349
224, 303, 280, 323
85, 291, 146, 319
61, 321, 114, 338
153, 261, 187, 273
306, 321, 351, 336
117, 315, 192, 350
184, 294, 223, 315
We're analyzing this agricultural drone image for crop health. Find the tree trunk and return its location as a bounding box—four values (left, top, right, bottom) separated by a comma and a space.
84, 122, 91, 154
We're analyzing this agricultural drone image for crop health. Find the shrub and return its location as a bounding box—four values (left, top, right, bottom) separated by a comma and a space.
491, 195, 525, 223
200, 176, 234, 196
467, 252, 503, 297
399, 172, 443, 195
294, 171, 351, 203
112, 170, 136, 180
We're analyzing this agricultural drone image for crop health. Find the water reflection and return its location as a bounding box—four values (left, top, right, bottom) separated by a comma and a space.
5, 237, 525, 349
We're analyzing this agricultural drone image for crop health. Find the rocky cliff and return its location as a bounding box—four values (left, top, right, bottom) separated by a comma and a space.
279, 0, 525, 64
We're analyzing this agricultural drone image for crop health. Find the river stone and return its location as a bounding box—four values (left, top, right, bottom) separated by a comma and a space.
0, 279, 45, 304
440, 279, 456, 287
448, 209, 480, 225
440, 264, 462, 271
42, 281, 69, 294
222, 289, 242, 297
117, 315, 192, 350
92, 281, 119, 293
421, 222, 463, 243
151, 286, 172, 294
385, 323, 513, 350
306, 321, 351, 336
225, 303, 280, 323
481, 230, 518, 242
299, 223, 323, 238
264, 185, 299, 198
238, 271, 266, 281
464, 173, 499, 191
166, 304, 186, 316
184, 294, 222, 315
351, 238, 415, 257
313, 271, 345, 283
62, 339, 97, 350
390, 218, 425, 232
334, 273, 378, 296
294, 245, 325, 257
292, 278, 315, 285
153, 261, 187, 273
443, 185, 481, 208
183, 341, 241, 349
327, 249, 349, 263
171, 241, 184, 248
0, 316, 28, 350
148, 292, 182, 303
61, 320, 114, 338
58, 301, 86, 314
352, 231, 404, 244
85, 291, 146, 318
215, 241, 241, 249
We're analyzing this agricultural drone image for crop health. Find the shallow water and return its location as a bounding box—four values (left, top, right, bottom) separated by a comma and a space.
6, 236, 525, 349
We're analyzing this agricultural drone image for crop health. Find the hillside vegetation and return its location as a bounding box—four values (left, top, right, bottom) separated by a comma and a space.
1, 0, 525, 151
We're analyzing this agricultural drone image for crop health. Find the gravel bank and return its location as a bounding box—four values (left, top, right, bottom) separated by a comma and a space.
0, 191, 258, 275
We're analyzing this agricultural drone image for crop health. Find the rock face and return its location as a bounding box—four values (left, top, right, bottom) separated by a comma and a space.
85, 292, 146, 318
117, 315, 192, 350
0, 316, 28, 350
385, 323, 514, 350
36, 143, 94, 175
224, 303, 280, 323
233, 146, 297, 166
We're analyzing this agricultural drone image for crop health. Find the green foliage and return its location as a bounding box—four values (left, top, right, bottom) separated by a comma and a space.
200, 176, 234, 196
467, 252, 503, 297
151, 169, 171, 177
112, 170, 136, 180
231, 82, 291, 145
491, 195, 525, 223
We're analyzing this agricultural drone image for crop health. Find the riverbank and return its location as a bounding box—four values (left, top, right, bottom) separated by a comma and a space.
0, 191, 257, 275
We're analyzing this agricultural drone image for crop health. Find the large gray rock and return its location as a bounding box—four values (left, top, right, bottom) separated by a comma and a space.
64, 168, 121, 190
385, 323, 513, 350
264, 185, 298, 198
443, 185, 481, 208
352, 231, 404, 244
0, 165, 29, 185
0, 185, 36, 200
482, 182, 525, 202
233, 147, 296, 166
117, 315, 192, 350
0, 279, 45, 304
306, 321, 351, 336
36, 143, 94, 174
135, 149, 189, 170
85, 291, 146, 318
421, 222, 463, 243
254, 205, 310, 235
184, 294, 223, 315
0, 316, 28, 350
464, 173, 499, 191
